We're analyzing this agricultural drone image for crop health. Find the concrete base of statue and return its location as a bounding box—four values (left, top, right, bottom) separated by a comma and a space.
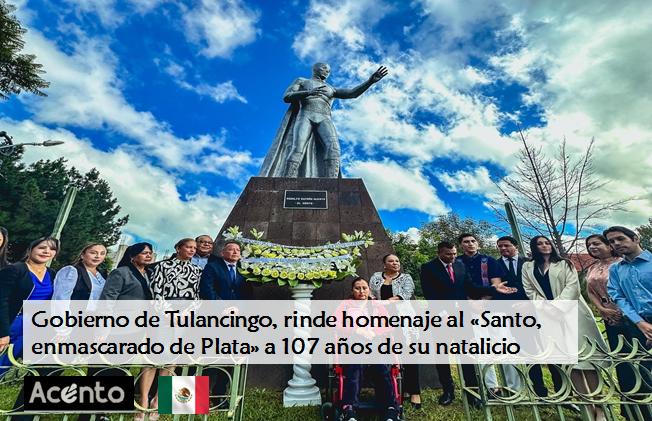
283, 283, 322, 407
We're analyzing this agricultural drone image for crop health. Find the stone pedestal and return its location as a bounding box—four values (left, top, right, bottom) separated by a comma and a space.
214, 177, 394, 301
213, 177, 442, 390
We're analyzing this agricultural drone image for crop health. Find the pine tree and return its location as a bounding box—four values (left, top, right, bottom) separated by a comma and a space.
0, 152, 128, 265
0, 0, 49, 100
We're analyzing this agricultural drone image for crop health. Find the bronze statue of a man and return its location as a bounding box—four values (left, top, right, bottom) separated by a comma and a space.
258, 63, 388, 178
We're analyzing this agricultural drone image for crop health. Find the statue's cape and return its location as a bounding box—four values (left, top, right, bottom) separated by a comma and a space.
258, 103, 325, 178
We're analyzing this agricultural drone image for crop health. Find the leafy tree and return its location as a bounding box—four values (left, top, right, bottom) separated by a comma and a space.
490, 126, 632, 256
388, 212, 497, 297
0, 148, 128, 267
0, 0, 49, 100
420, 212, 498, 257
637, 219, 652, 252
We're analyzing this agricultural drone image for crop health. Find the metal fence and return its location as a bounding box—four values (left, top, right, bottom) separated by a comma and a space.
459, 336, 652, 421
0, 346, 248, 421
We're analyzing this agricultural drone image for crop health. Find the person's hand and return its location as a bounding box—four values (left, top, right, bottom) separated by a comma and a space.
51, 334, 70, 343
602, 308, 621, 324
495, 282, 517, 295
369, 66, 388, 83
94, 334, 108, 344
636, 321, 652, 343
307, 86, 328, 97
222, 306, 239, 316
0, 336, 9, 353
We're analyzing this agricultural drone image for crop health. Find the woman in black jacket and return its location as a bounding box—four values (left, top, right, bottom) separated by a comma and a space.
98, 242, 155, 420
0, 237, 59, 367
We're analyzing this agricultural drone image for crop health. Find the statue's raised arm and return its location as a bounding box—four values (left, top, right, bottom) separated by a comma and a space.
258, 63, 388, 179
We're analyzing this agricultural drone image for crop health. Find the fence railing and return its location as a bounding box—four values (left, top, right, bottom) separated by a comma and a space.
459, 335, 652, 421
0, 345, 248, 421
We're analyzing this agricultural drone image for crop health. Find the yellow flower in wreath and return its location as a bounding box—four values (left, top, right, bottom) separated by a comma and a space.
297, 273, 306, 280
271, 270, 280, 278
280, 271, 289, 279
288, 272, 297, 280
262, 268, 271, 276
253, 267, 261, 275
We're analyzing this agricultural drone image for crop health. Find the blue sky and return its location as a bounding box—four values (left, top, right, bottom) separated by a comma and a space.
2, 0, 651, 254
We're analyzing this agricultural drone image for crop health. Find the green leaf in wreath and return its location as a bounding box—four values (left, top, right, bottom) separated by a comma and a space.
335, 271, 352, 280
261, 276, 274, 282
277, 279, 287, 286
288, 279, 299, 287
312, 280, 323, 288
351, 259, 362, 268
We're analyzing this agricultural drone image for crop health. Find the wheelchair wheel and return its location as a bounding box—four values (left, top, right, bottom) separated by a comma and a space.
321, 402, 335, 421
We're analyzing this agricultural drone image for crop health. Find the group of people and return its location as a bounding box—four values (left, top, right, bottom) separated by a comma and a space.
0, 233, 249, 420
0, 225, 651, 421
336, 228, 651, 421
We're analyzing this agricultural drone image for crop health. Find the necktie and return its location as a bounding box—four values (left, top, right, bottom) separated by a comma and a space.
228, 264, 236, 282
447, 264, 455, 283
508, 257, 515, 275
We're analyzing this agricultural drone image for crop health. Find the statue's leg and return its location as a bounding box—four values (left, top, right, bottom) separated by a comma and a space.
285, 114, 314, 178
317, 119, 341, 178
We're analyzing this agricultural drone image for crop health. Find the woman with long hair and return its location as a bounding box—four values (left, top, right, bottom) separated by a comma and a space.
51, 242, 108, 338
585, 234, 639, 420
0, 237, 59, 421
99, 242, 155, 420
369, 253, 421, 409
0, 237, 59, 365
0, 227, 10, 269
522, 235, 608, 421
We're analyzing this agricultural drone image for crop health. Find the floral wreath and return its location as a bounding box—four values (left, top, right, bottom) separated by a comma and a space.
223, 226, 374, 288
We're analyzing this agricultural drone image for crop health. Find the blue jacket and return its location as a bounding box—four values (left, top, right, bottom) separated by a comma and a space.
199, 257, 253, 301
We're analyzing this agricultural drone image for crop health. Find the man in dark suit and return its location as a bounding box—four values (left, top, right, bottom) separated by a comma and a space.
420, 241, 481, 409
200, 240, 253, 304
199, 240, 253, 404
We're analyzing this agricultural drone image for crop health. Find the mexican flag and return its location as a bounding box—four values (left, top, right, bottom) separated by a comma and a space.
158, 376, 209, 414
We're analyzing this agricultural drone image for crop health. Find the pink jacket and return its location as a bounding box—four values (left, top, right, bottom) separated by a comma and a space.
333, 299, 394, 336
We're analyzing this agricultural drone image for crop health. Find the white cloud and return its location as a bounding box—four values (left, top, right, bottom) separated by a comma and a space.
181, 0, 260, 59
59, 0, 168, 28
0, 118, 236, 251
292, 0, 393, 61
345, 160, 449, 216
437, 167, 494, 195
158, 59, 246, 103
398, 227, 420, 243
18, 26, 254, 180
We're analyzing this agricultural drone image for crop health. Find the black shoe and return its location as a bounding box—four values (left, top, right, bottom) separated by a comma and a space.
342, 406, 358, 421
562, 403, 581, 414
384, 407, 400, 421
468, 396, 483, 410
439, 391, 455, 406
411, 402, 422, 410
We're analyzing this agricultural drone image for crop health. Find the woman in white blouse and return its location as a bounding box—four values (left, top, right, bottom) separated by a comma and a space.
51, 242, 108, 339
51, 242, 109, 421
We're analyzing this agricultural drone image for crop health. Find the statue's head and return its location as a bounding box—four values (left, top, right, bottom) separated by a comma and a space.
312, 62, 331, 81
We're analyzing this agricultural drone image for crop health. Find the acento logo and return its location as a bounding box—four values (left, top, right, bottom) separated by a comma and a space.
25, 377, 133, 412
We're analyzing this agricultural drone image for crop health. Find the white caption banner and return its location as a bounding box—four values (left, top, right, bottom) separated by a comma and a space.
22, 300, 580, 365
